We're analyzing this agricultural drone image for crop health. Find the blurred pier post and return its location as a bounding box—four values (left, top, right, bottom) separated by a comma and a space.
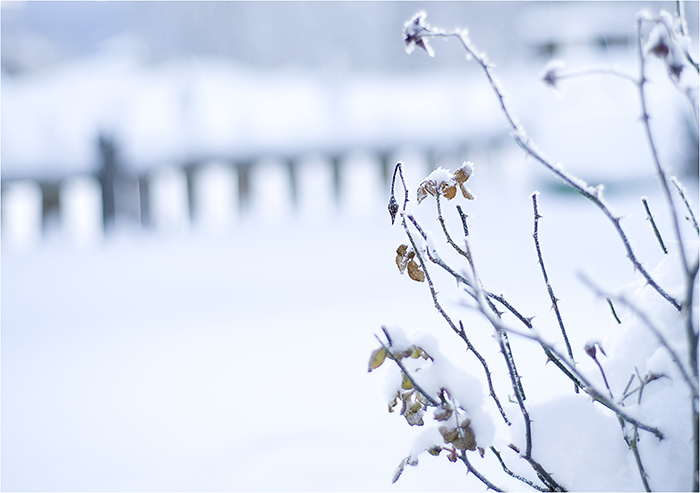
98, 134, 117, 233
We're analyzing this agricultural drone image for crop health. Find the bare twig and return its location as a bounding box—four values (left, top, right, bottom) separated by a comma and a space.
532, 193, 577, 383
671, 176, 699, 236
459, 450, 504, 492
642, 197, 668, 254
490, 447, 549, 492
607, 298, 623, 324
635, 16, 690, 278
416, 25, 682, 311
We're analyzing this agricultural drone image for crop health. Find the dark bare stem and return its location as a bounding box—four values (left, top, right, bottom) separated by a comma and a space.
635, 18, 690, 278
490, 447, 549, 492
607, 298, 622, 324
532, 193, 576, 370
401, 211, 512, 424
460, 321, 511, 425
456, 205, 470, 237
642, 197, 668, 254
459, 450, 504, 492
470, 281, 665, 439
671, 177, 699, 236
420, 28, 682, 311
524, 456, 567, 492
436, 193, 468, 258
461, 234, 535, 457
630, 424, 652, 492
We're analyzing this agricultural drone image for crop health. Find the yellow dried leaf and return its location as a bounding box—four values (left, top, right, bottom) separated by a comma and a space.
401, 374, 414, 390
368, 347, 388, 372
407, 259, 425, 282
410, 347, 423, 359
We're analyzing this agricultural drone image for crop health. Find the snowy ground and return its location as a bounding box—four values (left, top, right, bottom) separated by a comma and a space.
2, 4, 699, 491
4, 149, 697, 490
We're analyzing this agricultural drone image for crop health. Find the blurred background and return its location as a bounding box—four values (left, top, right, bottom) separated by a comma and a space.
2, 1, 698, 491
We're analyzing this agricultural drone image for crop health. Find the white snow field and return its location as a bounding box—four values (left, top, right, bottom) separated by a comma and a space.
2, 2, 698, 491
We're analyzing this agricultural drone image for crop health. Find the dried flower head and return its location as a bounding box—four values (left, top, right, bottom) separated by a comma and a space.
417, 163, 475, 204
404, 12, 434, 57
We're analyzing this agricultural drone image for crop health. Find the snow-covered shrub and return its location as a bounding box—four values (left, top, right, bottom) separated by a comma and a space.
370, 7, 698, 492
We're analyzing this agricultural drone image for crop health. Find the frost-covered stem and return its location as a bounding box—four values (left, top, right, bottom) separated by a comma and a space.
456, 205, 470, 238
459, 450, 503, 492
375, 333, 440, 407
642, 197, 669, 254
462, 236, 535, 458
420, 26, 682, 311
402, 211, 512, 424
630, 424, 652, 492
425, 31, 521, 133
636, 17, 690, 278
435, 193, 468, 258
524, 456, 567, 492
579, 273, 697, 398
471, 283, 665, 439
671, 177, 700, 236
628, 369, 653, 492
490, 447, 549, 492
532, 193, 576, 370
676, 0, 700, 72
402, 214, 464, 342
459, 321, 511, 425
685, 259, 699, 492
436, 194, 527, 408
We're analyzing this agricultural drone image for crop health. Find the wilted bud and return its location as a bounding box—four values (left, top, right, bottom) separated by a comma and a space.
584, 343, 597, 359
388, 195, 399, 225
404, 12, 434, 57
